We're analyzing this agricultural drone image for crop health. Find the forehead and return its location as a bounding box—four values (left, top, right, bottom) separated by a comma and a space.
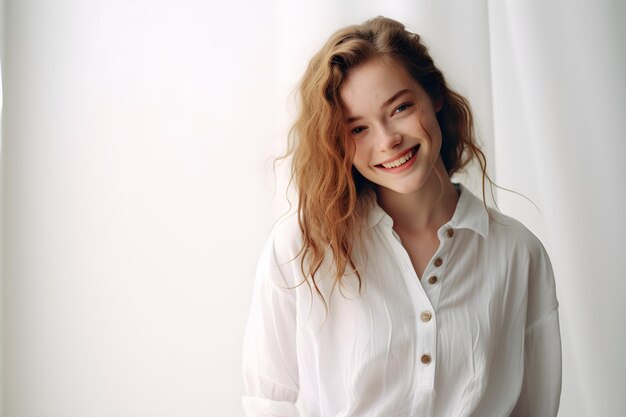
340, 58, 421, 113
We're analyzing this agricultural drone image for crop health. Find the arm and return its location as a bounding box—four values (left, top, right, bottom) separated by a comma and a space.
242, 233, 300, 417
510, 239, 562, 417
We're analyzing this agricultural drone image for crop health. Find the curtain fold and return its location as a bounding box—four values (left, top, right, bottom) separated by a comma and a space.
489, 1, 626, 416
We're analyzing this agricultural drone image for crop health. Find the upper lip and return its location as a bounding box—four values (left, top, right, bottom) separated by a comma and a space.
376, 146, 417, 166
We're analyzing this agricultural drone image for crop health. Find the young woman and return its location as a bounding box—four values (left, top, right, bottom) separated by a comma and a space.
242, 16, 561, 417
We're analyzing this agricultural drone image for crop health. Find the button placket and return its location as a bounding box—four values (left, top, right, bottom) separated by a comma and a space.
423, 252, 446, 300
416, 315, 437, 387
420, 227, 453, 324
416, 267, 438, 386
415, 271, 438, 388
414, 226, 454, 388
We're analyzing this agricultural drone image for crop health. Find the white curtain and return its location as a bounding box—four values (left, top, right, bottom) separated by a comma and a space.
489, 2, 626, 417
2, 1, 624, 416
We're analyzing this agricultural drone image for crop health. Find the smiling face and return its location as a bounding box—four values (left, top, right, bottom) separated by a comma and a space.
341, 57, 444, 195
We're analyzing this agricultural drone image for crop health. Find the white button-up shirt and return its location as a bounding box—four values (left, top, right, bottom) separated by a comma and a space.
242, 184, 561, 416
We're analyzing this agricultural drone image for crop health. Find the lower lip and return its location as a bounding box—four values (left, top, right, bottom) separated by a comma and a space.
376, 145, 419, 173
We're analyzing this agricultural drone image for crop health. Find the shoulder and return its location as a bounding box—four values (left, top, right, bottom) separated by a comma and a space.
267, 212, 304, 262
453, 184, 550, 265
484, 208, 558, 316
485, 208, 549, 261
254, 212, 305, 288
486, 208, 557, 305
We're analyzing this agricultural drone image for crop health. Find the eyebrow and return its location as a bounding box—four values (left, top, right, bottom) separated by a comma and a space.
346, 89, 413, 123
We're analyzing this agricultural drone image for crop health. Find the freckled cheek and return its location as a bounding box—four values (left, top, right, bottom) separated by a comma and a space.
426, 108, 443, 128
406, 118, 424, 134
397, 115, 427, 135
413, 114, 442, 143
352, 144, 372, 170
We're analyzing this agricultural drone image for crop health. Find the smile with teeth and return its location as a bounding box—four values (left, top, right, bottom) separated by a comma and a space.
379, 146, 418, 168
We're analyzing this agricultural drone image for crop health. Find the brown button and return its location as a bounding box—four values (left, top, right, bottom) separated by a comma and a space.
421, 354, 432, 364
434, 257, 443, 267
420, 311, 432, 322
428, 276, 438, 285
446, 229, 454, 238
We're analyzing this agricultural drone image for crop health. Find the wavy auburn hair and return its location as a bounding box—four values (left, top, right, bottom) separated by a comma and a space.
287, 16, 488, 305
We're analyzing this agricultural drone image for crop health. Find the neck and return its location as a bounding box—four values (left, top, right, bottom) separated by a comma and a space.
376, 158, 459, 234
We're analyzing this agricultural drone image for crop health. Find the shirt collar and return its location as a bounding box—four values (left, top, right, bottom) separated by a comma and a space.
447, 183, 489, 238
365, 183, 490, 238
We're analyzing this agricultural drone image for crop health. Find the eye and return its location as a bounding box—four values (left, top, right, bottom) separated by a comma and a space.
394, 102, 413, 114
351, 126, 367, 136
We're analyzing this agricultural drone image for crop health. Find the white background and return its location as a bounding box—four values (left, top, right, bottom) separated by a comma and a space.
1, 1, 625, 416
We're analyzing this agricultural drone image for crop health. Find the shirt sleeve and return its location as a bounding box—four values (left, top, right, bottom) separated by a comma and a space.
510, 239, 562, 417
242, 232, 300, 417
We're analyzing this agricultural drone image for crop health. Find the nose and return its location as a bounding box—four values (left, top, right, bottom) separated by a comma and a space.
375, 123, 402, 152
